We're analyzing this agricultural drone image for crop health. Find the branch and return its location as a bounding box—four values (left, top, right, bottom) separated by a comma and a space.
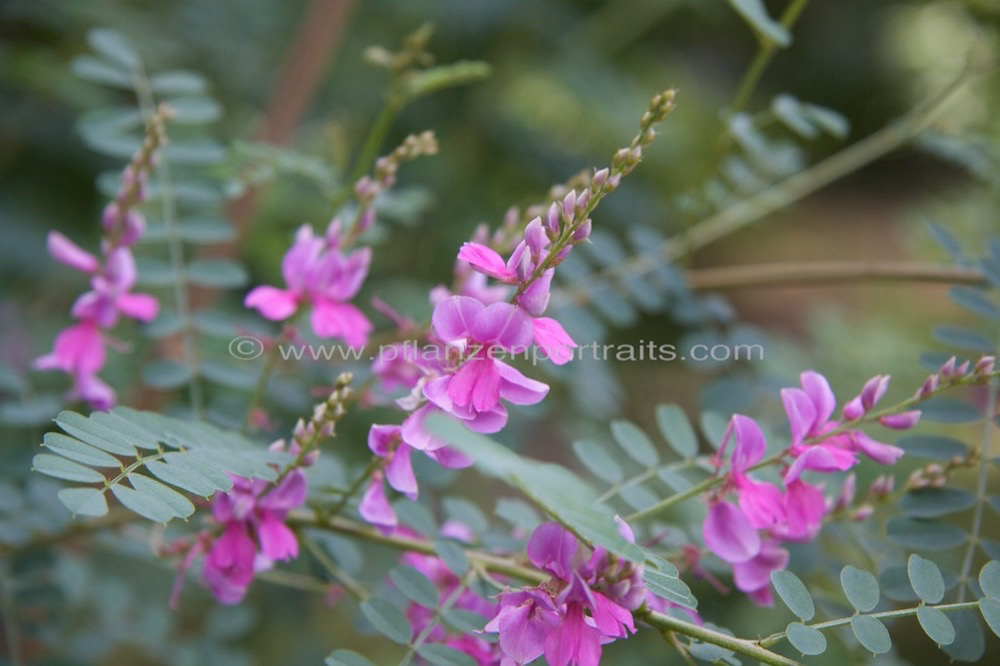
685, 261, 984, 291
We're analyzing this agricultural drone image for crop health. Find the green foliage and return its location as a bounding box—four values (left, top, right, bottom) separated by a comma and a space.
771, 570, 815, 621
785, 622, 826, 656
850, 614, 891, 655
841, 565, 880, 613
359, 597, 412, 644
33, 407, 285, 522
908, 554, 946, 604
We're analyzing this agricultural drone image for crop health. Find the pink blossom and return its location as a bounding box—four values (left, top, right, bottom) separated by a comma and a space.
244, 222, 372, 346
702, 501, 761, 564
532, 316, 577, 366
731, 540, 789, 605
47, 231, 100, 273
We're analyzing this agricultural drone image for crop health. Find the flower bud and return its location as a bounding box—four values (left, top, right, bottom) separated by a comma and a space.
545, 202, 561, 238
878, 410, 920, 430
561, 191, 577, 223
975, 355, 996, 376
592, 168, 610, 189
572, 219, 592, 243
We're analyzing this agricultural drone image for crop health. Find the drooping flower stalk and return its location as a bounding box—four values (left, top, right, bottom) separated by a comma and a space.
35, 105, 172, 409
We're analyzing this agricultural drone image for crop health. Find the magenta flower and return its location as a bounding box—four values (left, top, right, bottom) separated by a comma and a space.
48, 231, 100, 273
423, 296, 548, 432
703, 501, 761, 564
34, 321, 113, 409
202, 470, 307, 604
715, 415, 786, 530
245, 222, 372, 347
532, 316, 578, 366
457, 242, 519, 284
781, 371, 906, 483
70, 247, 159, 328
731, 539, 789, 606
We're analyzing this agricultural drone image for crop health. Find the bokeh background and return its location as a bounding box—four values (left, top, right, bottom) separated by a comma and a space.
1, 0, 999, 664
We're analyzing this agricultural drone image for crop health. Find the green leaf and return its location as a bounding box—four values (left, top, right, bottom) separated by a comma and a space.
359, 598, 411, 644
933, 326, 994, 353
981, 598, 1000, 638
897, 435, 969, 461
71, 55, 133, 88
87, 28, 140, 70
443, 609, 490, 634
165, 141, 227, 165
771, 570, 815, 621
850, 615, 891, 654
110, 483, 175, 523
495, 498, 540, 532
135, 256, 176, 287
572, 439, 624, 484
404, 61, 491, 100
841, 566, 879, 612
950, 287, 1000, 319
944, 609, 985, 662
771, 95, 818, 138
126, 474, 195, 519
802, 102, 849, 138
142, 359, 194, 390
610, 420, 659, 467
434, 538, 469, 576
166, 97, 223, 124
144, 458, 222, 497
57, 410, 143, 454
643, 569, 697, 609
149, 70, 207, 95
918, 606, 956, 645
442, 498, 488, 535
185, 259, 248, 288
33, 454, 106, 483
786, 622, 827, 655
323, 650, 375, 666
699, 411, 729, 449
178, 219, 236, 243
908, 554, 945, 603
431, 415, 647, 564
57, 487, 109, 517
901, 487, 977, 518
980, 561, 1000, 599
389, 566, 439, 608
43, 432, 121, 468
0, 395, 62, 427
727, 0, 792, 46
325, 650, 374, 666
619, 484, 658, 512
886, 517, 967, 550
919, 397, 982, 424
144, 311, 185, 339
656, 405, 698, 458
415, 644, 478, 666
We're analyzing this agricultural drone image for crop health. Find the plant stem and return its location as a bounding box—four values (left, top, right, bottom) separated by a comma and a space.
684, 261, 984, 291
597, 458, 703, 503
728, 0, 812, 116
757, 600, 982, 648
326, 457, 382, 516
301, 533, 370, 600
958, 374, 996, 600
637, 608, 800, 666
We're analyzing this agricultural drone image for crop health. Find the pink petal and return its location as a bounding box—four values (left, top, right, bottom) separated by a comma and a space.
878, 411, 920, 430
310, 299, 371, 347
104, 247, 138, 291
368, 424, 402, 457
852, 432, 904, 465
702, 502, 761, 564
257, 514, 298, 561
532, 316, 577, 365
800, 371, 836, 426
116, 292, 159, 322
728, 414, 767, 472
527, 522, 579, 579
517, 269, 553, 316
471, 302, 533, 351
737, 478, 786, 529
423, 445, 473, 468
781, 388, 817, 447
47, 231, 99, 273
457, 243, 518, 283
245, 286, 299, 320
258, 469, 307, 511
432, 295, 484, 343
732, 541, 789, 594
447, 358, 502, 412
35, 322, 105, 375
400, 404, 448, 451
860, 375, 890, 410
75, 372, 115, 410
358, 477, 396, 528
385, 443, 418, 499
784, 444, 857, 484
779, 480, 827, 541
496, 361, 549, 405
281, 225, 323, 291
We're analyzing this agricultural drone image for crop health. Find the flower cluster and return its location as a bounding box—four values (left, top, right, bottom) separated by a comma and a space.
486, 521, 657, 666
35, 107, 171, 409
702, 370, 918, 604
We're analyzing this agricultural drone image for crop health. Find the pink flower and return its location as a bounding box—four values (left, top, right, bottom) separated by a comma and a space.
532, 316, 577, 366
34, 321, 115, 410
731, 540, 789, 606
715, 415, 785, 530
47, 231, 100, 273
244, 222, 372, 347
201, 470, 307, 604
457, 243, 519, 284
70, 247, 159, 328
702, 501, 761, 564
424, 296, 548, 432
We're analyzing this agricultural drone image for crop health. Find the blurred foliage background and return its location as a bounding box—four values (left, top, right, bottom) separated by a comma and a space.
1, 0, 999, 664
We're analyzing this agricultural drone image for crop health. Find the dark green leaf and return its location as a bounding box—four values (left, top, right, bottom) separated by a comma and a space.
786, 622, 826, 655
727, 0, 792, 46
841, 566, 879, 612
33, 454, 106, 483
886, 517, 967, 550
908, 554, 945, 603
771, 570, 815, 621
415, 644, 478, 666
897, 435, 969, 461
950, 287, 1000, 319
390, 566, 439, 608
185, 259, 248, 288
918, 606, 956, 645
981, 598, 1000, 638
142, 359, 194, 390
359, 598, 411, 644
656, 405, 698, 458
901, 487, 977, 518
57, 487, 109, 517
43, 432, 121, 467
325, 649, 374, 666
572, 439, 624, 484
850, 615, 891, 654
981, 561, 1000, 599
